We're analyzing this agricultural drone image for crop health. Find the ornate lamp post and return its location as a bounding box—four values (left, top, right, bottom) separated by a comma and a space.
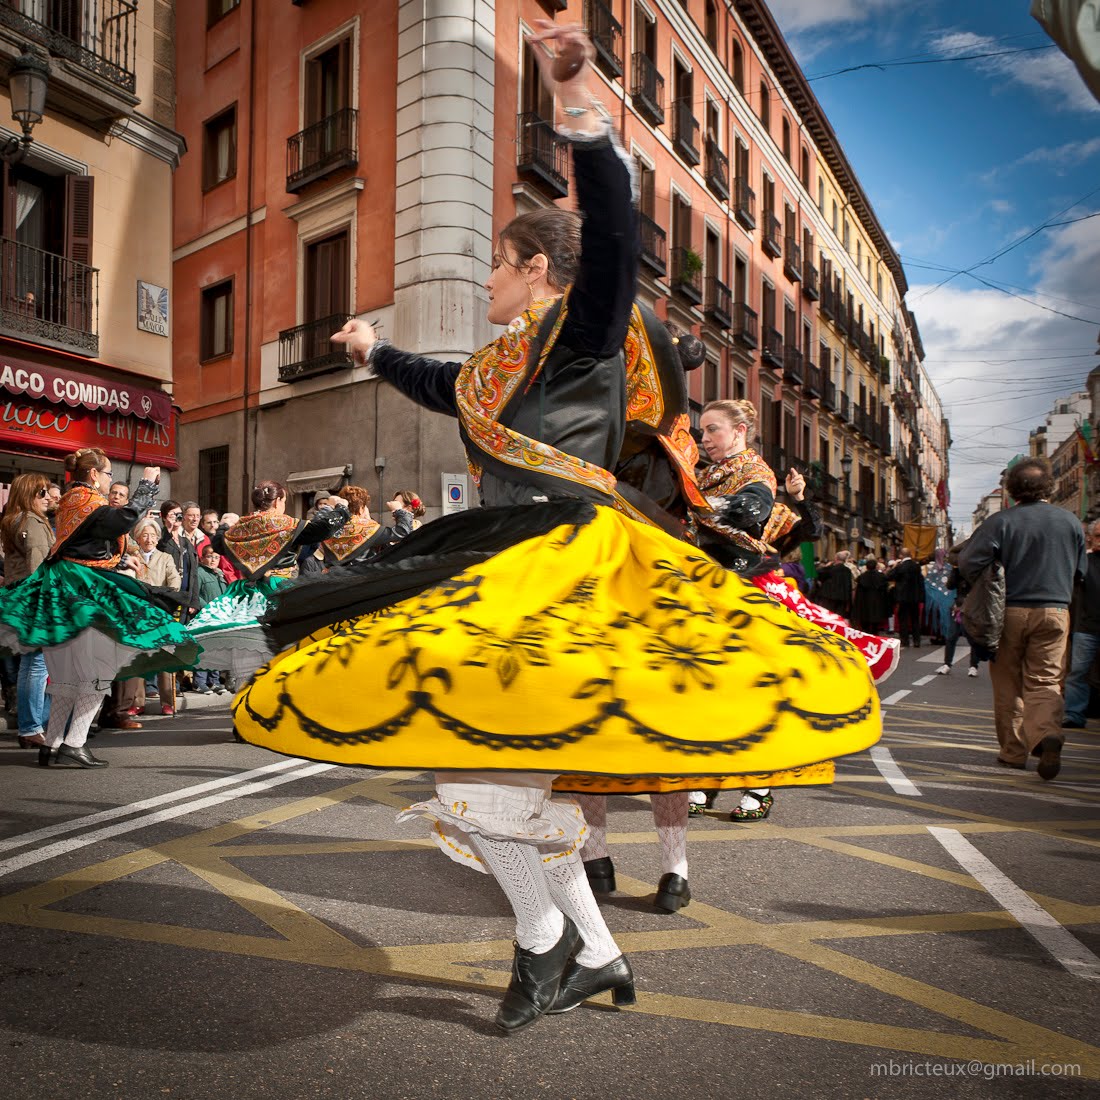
2, 48, 50, 164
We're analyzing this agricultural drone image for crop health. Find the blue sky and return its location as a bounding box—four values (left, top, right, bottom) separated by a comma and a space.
767, 0, 1100, 529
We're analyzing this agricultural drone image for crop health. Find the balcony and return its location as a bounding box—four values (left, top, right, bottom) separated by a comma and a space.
278, 312, 355, 383
638, 212, 666, 276
783, 345, 803, 387
820, 282, 834, 321
783, 237, 802, 282
761, 326, 783, 369
846, 314, 859, 348
802, 261, 819, 301
878, 354, 892, 384
704, 276, 731, 329
631, 52, 664, 125
732, 302, 758, 349
516, 113, 568, 198
0, 0, 136, 96
0, 237, 98, 356
670, 247, 702, 304
704, 138, 729, 201
732, 177, 755, 231
840, 392, 851, 423
822, 378, 837, 411
762, 214, 782, 258
286, 107, 358, 193
763, 444, 788, 475
585, 0, 623, 78
802, 362, 822, 399
671, 99, 700, 166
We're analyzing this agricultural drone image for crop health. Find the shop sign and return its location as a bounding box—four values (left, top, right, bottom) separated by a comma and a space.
0, 396, 177, 468
0, 356, 172, 424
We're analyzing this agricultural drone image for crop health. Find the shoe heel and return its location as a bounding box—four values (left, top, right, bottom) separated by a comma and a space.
612, 981, 636, 1007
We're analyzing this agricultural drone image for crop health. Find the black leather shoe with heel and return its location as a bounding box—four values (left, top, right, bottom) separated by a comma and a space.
583, 856, 616, 894
654, 872, 691, 913
548, 955, 635, 1014
37, 745, 55, 767
56, 744, 108, 769
494, 917, 580, 1034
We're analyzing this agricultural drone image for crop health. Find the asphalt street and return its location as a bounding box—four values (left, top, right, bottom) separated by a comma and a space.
0, 646, 1098, 1100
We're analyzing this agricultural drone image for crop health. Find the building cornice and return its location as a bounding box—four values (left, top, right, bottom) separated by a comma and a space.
732, 0, 907, 297
109, 111, 187, 169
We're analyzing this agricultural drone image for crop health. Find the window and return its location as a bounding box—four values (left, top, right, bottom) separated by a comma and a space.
705, 0, 718, 49
856, 237, 862, 267
706, 98, 720, 142
202, 105, 237, 191
734, 137, 749, 182
200, 279, 233, 361
635, 156, 656, 218
522, 42, 554, 120
800, 148, 810, 190
733, 252, 748, 303
705, 357, 719, 403
731, 38, 744, 93
831, 199, 838, 233
876, 271, 883, 300
759, 80, 770, 131
198, 446, 230, 517
207, 0, 239, 27
672, 191, 692, 252
634, 3, 656, 58
817, 177, 824, 211
761, 277, 775, 332
305, 38, 351, 128
842, 218, 850, 252
761, 170, 775, 219
304, 229, 350, 323
705, 225, 720, 280
781, 117, 791, 162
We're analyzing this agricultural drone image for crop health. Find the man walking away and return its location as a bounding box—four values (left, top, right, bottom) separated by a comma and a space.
887, 548, 925, 647
960, 458, 1086, 780
1062, 519, 1100, 730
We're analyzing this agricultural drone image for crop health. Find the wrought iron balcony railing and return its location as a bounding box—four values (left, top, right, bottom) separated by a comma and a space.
631, 51, 664, 125
761, 325, 783, 368
704, 137, 729, 201
0, 237, 98, 356
516, 112, 568, 198
586, 0, 623, 77
671, 99, 700, 166
802, 261, 819, 300
638, 212, 666, 275
0, 0, 137, 93
783, 237, 802, 282
733, 177, 755, 231
670, 246, 702, 304
762, 213, 782, 258
278, 312, 355, 382
733, 302, 758, 349
783, 345, 803, 387
286, 107, 359, 193
704, 275, 731, 329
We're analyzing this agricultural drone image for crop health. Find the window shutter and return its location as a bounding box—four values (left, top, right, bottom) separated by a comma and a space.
64, 174, 94, 267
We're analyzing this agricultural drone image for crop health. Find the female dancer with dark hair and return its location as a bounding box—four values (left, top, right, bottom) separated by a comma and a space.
185, 480, 350, 681
234, 24, 880, 1033
0, 448, 198, 767
320, 486, 412, 566
393, 489, 426, 531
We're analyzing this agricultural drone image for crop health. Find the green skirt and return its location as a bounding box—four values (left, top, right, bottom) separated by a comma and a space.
185, 576, 288, 678
0, 560, 201, 678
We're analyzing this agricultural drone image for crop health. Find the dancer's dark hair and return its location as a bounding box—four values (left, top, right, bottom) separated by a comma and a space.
497, 209, 581, 291
251, 480, 287, 510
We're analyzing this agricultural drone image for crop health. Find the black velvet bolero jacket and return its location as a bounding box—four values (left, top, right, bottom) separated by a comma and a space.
370, 130, 639, 508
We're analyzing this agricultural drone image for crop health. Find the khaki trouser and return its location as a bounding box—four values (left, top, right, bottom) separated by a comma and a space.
988, 606, 1069, 763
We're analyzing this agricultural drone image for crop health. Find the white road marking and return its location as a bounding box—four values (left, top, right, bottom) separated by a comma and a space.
869, 746, 922, 796
918, 645, 972, 665
0, 758, 303, 855
912, 675, 937, 686
881, 689, 911, 706
0, 762, 335, 880
927, 827, 1100, 981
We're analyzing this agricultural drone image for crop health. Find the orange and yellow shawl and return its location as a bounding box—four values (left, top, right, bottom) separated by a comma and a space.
49, 484, 123, 569
222, 512, 303, 579
696, 449, 798, 556
322, 516, 382, 564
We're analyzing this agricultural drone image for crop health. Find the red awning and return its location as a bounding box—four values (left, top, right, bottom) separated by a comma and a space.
0, 355, 172, 425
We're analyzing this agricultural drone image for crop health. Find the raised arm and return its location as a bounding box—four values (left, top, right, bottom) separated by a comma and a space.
369, 348, 461, 416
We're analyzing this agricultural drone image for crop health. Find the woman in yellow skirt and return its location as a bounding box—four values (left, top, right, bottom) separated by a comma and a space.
235, 25, 880, 1034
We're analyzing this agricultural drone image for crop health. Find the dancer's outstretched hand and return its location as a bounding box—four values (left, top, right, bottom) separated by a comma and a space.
785, 468, 806, 502
332, 318, 376, 365
528, 21, 598, 125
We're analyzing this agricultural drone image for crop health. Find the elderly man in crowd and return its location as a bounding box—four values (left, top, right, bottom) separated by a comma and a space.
960, 457, 1086, 780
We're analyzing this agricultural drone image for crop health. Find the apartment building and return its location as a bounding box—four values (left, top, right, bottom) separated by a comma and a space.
0, 1, 183, 495
172, 0, 951, 547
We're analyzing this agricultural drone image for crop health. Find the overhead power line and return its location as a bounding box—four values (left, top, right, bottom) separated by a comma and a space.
807, 43, 1057, 82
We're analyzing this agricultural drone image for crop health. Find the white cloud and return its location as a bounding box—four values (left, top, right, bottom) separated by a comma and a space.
989, 199, 1014, 214
766, 0, 897, 32
930, 30, 1100, 113
910, 216, 1100, 526
1016, 135, 1100, 169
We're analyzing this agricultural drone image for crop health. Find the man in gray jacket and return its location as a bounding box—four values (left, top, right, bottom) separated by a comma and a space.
960, 458, 1086, 779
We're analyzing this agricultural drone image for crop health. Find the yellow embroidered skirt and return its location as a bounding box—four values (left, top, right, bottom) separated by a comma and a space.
233, 505, 881, 779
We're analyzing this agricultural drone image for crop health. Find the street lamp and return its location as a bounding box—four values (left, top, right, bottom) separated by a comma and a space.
2, 48, 49, 164
840, 454, 854, 549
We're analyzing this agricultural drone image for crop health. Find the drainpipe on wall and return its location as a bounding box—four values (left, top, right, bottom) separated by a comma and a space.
240, 0, 258, 509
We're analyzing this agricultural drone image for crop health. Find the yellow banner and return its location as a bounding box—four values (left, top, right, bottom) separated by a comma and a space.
903, 522, 938, 561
